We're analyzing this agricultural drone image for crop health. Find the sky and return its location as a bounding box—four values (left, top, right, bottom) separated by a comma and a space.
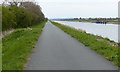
1, 0, 119, 18
35, 0, 119, 19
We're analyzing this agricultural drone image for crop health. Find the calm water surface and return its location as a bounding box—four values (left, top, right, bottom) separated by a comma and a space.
54, 21, 119, 42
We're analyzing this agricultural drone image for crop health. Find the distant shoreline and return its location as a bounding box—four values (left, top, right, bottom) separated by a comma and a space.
57, 20, 119, 25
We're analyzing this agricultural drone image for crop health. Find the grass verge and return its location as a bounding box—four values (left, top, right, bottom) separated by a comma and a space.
0, 39, 2, 71
51, 21, 119, 67
2, 21, 46, 70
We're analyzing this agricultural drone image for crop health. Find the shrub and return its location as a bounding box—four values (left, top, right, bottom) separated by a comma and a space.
2, 6, 16, 31
2, 3, 45, 31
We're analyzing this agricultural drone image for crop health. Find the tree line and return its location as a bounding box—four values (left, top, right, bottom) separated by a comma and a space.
2, 0, 46, 31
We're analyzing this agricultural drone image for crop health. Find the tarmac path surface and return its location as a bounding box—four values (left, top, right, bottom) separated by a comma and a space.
26, 21, 118, 70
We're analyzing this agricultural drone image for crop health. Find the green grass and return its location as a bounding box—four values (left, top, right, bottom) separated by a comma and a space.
108, 20, 120, 23
0, 39, 2, 71
2, 21, 46, 70
51, 21, 119, 67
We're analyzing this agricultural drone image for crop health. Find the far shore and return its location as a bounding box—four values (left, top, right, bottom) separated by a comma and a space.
56, 20, 119, 25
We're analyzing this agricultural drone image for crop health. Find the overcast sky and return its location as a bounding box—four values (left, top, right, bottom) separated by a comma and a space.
35, 0, 119, 18
1, 0, 119, 18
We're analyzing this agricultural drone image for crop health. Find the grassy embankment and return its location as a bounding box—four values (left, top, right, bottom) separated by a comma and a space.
2, 21, 46, 70
51, 21, 119, 67
0, 39, 1, 71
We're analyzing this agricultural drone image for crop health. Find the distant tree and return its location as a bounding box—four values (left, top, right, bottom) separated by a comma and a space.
74, 18, 78, 20
80, 17, 82, 19
20, 2, 45, 21
2, 0, 36, 6
3, 0, 23, 6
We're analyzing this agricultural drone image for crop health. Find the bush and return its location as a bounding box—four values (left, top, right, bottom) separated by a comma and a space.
9, 6, 41, 28
2, 4, 45, 31
0, 6, 2, 32
2, 6, 16, 31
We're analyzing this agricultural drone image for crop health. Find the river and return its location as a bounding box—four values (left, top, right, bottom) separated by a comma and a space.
54, 21, 119, 43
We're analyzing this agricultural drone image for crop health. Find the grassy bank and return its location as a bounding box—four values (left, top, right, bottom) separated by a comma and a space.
51, 21, 119, 67
2, 21, 46, 70
0, 39, 1, 71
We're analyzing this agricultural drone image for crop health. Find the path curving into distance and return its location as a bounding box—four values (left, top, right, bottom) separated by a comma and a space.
25, 21, 118, 70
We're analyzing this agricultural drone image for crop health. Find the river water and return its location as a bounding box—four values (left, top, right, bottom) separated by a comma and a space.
54, 21, 119, 43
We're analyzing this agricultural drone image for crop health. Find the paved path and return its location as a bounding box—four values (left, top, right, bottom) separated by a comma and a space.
26, 21, 118, 70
